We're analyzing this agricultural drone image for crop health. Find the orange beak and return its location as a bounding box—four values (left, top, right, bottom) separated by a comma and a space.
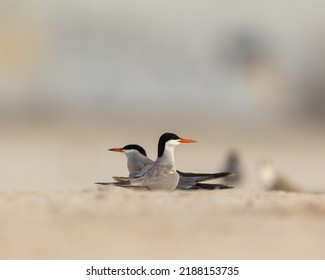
108, 148, 124, 152
178, 138, 197, 143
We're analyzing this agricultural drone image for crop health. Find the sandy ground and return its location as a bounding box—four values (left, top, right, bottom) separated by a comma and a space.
1, 188, 325, 259
1, 119, 325, 259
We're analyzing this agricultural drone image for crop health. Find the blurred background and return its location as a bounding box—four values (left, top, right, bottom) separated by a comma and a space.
1, 0, 325, 190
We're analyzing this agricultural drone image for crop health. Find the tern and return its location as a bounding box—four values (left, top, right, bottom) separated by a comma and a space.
96, 133, 232, 190
258, 160, 325, 193
258, 160, 300, 192
222, 150, 241, 184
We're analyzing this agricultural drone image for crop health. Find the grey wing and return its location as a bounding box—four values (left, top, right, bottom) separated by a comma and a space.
177, 171, 231, 189
177, 171, 231, 183
178, 182, 233, 190
113, 176, 129, 183
128, 164, 154, 186
129, 164, 173, 187
177, 175, 198, 189
95, 181, 150, 190
128, 156, 153, 173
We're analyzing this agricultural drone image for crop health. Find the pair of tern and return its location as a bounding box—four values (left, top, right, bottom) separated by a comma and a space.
96, 132, 232, 191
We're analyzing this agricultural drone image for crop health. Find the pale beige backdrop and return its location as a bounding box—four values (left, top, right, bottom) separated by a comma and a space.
1, 0, 325, 259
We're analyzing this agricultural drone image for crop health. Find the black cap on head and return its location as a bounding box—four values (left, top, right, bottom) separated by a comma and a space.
122, 144, 147, 156
158, 133, 181, 157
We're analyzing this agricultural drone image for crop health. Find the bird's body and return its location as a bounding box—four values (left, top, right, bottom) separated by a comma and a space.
129, 162, 179, 191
